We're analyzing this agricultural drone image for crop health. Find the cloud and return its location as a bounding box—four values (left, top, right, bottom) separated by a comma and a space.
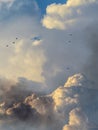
82, 23, 98, 88
40, 0, 98, 90
0, 0, 98, 129
0, 0, 13, 1
42, 0, 98, 30
0, 73, 98, 130
63, 108, 88, 130
0, 0, 39, 21
0, 0, 14, 3
0, 0, 97, 90
51, 73, 98, 130
41, 27, 91, 89
0, 0, 46, 83
0, 17, 46, 83
0, 0, 97, 92
32, 40, 42, 46
67, 0, 97, 6
64, 73, 92, 88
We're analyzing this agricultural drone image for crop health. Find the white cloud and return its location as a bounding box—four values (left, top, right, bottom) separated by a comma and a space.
67, 0, 97, 6
51, 74, 98, 130
40, 0, 98, 89
63, 108, 88, 130
0, 0, 97, 91
0, 17, 46, 83
0, 0, 14, 7
0, 0, 13, 2
0, 73, 98, 130
0, 0, 98, 129
32, 40, 42, 46
42, 0, 98, 30
64, 73, 92, 88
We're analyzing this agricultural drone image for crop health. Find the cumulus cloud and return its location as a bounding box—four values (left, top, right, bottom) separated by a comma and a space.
0, 73, 98, 130
41, 26, 91, 89
52, 74, 98, 130
40, 0, 98, 90
0, 18, 46, 83
0, 0, 46, 83
42, 0, 98, 30
0, 0, 98, 129
0, 0, 97, 90
63, 108, 88, 130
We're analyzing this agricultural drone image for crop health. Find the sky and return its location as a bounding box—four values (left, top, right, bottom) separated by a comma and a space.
0, 0, 98, 88
0, 0, 98, 130
36, 0, 66, 14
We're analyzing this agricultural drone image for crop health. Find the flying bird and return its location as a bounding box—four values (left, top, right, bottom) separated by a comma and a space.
69, 33, 72, 36
12, 42, 15, 44
66, 67, 70, 70
68, 41, 71, 43
6, 45, 9, 47
65, 41, 71, 44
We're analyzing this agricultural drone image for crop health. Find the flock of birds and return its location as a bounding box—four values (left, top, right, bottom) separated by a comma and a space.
5, 33, 73, 47
5, 36, 42, 47
6, 37, 18, 47
65, 33, 73, 71
32, 33, 73, 45
5, 34, 73, 71
66, 33, 72, 44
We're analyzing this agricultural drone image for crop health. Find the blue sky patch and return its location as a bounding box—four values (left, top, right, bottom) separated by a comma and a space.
36, 0, 66, 14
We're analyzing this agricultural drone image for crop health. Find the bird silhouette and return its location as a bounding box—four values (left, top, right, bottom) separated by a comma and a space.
6, 45, 9, 47
12, 42, 15, 44
69, 33, 72, 36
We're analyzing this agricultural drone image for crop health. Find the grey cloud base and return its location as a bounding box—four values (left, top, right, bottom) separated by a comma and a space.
0, 73, 98, 130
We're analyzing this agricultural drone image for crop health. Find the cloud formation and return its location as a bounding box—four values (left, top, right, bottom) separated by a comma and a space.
0, 1, 98, 129
0, 0, 98, 91
0, 0, 39, 21
41, 0, 98, 90
0, 73, 98, 130
0, 0, 46, 83
0, 0, 97, 90
42, 0, 98, 30
0, 18, 46, 83
0, 0, 14, 3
